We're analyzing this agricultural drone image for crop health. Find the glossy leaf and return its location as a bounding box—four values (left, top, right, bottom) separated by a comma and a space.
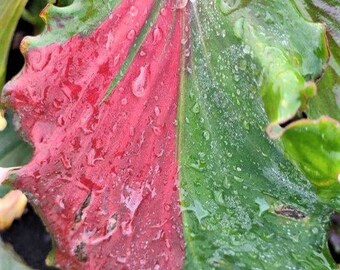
303, 0, 340, 120
4, 1, 184, 269
270, 0, 340, 205
0, 113, 33, 199
282, 117, 340, 204
178, 1, 336, 269
1, 1, 339, 269
0, 0, 27, 89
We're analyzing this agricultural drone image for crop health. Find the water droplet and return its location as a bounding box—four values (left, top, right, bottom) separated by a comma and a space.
243, 45, 251, 54
203, 130, 210, 141
132, 65, 149, 97
264, 11, 274, 23
160, 8, 167, 16
57, 115, 65, 127
154, 106, 161, 116
152, 27, 163, 44
255, 197, 269, 216
60, 154, 72, 170
126, 29, 136, 40
219, 0, 241, 15
129, 6, 138, 17
129, 127, 135, 137
233, 17, 244, 39
192, 103, 200, 114
233, 176, 243, 183
117, 256, 127, 264
223, 177, 231, 189
181, 38, 188, 45
164, 204, 171, 212
186, 200, 209, 223
214, 191, 225, 206
113, 54, 120, 66
152, 126, 162, 136
121, 97, 128, 105
243, 120, 249, 130
175, 0, 188, 9
312, 227, 319, 234
239, 59, 247, 71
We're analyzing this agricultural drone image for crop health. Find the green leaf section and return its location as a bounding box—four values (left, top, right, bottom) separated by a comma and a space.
0, 240, 31, 270
303, 0, 340, 120
229, 1, 328, 127
273, 0, 340, 204
0, 112, 33, 198
178, 1, 336, 269
282, 118, 340, 206
24, 0, 121, 49
0, 0, 27, 88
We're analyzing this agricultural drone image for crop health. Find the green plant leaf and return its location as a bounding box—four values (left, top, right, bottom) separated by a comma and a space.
267, 1, 340, 206
0, 112, 33, 198
0, 0, 27, 89
303, 0, 340, 120
1, 1, 340, 269
281, 117, 340, 205
178, 1, 337, 268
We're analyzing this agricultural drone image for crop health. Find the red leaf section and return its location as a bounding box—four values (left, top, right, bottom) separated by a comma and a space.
3, 1, 185, 269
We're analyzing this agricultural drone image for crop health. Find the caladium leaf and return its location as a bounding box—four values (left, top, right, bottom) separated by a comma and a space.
281, 117, 340, 203
303, 0, 340, 120
267, 0, 340, 204
1, 1, 340, 269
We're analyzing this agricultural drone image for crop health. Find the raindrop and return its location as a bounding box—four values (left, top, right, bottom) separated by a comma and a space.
153, 27, 163, 44
129, 6, 138, 17
160, 8, 167, 16
233, 176, 243, 183
154, 106, 161, 116
57, 115, 65, 126
121, 97, 128, 105
243, 45, 251, 54
233, 17, 244, 38
152, 126, 162, 136
175, 0, 188, 9
255, 197, 269, 216
126, 29, 136, 40
203, 130, 210, 141
117, 256, 127, 264
192, 103, 200, 114
218, 0, 241, 15
132, 65, 149, 97
60, 154, 72, 170
223, 177, 231, 189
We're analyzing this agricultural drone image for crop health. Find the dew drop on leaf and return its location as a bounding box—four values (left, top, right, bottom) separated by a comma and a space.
126, 29, 136, 40
129, 6, 138, 17
218, 0, 241, 14
132, 65, 149, 97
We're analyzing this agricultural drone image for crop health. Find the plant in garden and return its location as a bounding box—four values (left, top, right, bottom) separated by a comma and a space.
0, 0, 339, 269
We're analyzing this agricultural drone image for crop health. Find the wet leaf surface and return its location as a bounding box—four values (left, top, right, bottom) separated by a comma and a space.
1, 0, 339, 269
